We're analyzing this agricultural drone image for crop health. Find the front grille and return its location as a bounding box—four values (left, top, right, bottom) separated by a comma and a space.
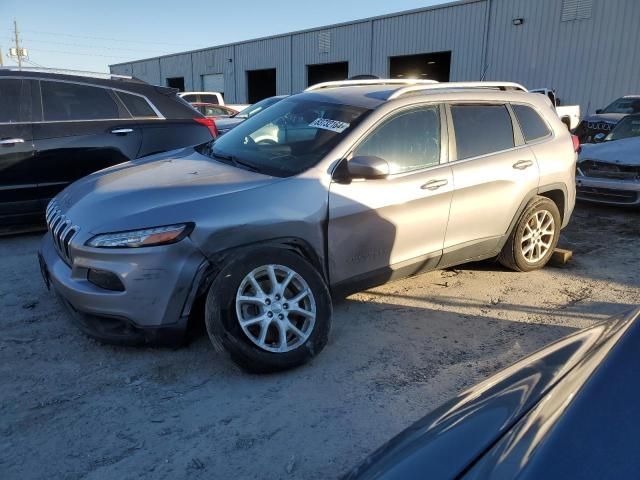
577, 186, 639, 204
579, 160, 640, 181
45, 200, 79, 265
586, 121, 615, 131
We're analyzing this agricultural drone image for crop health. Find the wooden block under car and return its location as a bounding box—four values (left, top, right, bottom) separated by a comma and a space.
549, 248, 573, 267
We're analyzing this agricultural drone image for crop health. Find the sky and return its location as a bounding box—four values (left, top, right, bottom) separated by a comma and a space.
0, 0, 444, 73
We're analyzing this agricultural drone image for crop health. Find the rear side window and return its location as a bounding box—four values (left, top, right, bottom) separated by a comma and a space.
512, 104, 551, 142
451, 105, 514, 160
355, 106, 440, 174
117, 91, 157, 118
42, 81, 119, 121
0, 79, 23, 123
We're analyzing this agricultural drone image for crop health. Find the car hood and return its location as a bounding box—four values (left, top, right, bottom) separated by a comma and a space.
583, 113, 627, 124
579, 136, 640, 166
215, 117, 245, 131
344, 311, 636, 480
54, 147, 280, 234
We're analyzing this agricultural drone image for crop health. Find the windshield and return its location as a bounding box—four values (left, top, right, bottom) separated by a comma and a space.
236, 96, 284, 119
204, 97, 370, 177
602, 97, 640, 114
607, 115, 640, 141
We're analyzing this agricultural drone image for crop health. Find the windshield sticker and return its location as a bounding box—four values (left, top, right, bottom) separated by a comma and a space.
309, 118, 350, 133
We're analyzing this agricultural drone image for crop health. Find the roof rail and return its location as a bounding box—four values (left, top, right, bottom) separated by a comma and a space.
388, 81, 528, 99
305, 78, 439, 92
0, 66, 136, 81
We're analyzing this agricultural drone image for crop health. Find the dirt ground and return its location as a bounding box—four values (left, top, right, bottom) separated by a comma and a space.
1, 202, 638, 480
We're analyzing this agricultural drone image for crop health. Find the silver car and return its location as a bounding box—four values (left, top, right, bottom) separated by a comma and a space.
39, 79, 577, 372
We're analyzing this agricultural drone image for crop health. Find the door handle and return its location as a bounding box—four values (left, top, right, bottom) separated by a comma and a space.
421, 179, 448, 190
0, 138, 25, 145
512, 160, 534, 170
111, 128, 133, 135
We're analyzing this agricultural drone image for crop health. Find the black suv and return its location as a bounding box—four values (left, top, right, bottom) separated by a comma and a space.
0, 68, 215, 230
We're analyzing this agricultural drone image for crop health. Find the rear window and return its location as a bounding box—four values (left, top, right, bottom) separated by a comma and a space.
181, 94, 198, 103
0, 79, 22, 123
451, 105, 515, 159
42, 81, 119, 121
512, 104, 551, 142
117, 91, 157, 118
199, 94, 220, 105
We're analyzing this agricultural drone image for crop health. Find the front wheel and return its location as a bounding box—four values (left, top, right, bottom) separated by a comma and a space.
498, 196, 561, 272
205, 247, 332, 373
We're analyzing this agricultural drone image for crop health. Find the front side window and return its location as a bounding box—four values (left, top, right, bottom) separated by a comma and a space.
354, 106, 441, 174
0, 79, 22, 123
117, 91, 157, 118
512, 104, 551, 142
41, 81, 119, 121
607, 115, 640, 141
451, 104, 515, 160
602, 97, 640, 114
201, 98, 370, 177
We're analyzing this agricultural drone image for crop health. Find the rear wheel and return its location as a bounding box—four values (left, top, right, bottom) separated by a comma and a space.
498, 196, 561, 272
205, 247, 332, 373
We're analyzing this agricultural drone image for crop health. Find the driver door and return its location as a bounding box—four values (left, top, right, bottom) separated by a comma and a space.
328, 105, 453, 288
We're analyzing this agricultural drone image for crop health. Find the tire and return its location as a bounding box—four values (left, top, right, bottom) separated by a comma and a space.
205, 246, 332, 373
498, 196, 561, 272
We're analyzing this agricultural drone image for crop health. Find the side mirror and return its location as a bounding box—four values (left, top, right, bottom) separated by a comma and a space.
593, 133, 606, 143
348, 155, 390, 179
595, 109, 603, 114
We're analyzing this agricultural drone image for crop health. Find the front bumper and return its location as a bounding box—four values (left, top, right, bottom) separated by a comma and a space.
576, 175, 640, 206
39, 232, 208, 345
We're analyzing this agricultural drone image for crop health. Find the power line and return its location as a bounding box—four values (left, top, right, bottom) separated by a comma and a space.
25, 48, 131, 59
16, 29, 197, 47
1, 36, 175, 55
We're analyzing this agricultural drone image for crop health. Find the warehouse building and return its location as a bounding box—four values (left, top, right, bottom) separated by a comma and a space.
110, 0, 640, 115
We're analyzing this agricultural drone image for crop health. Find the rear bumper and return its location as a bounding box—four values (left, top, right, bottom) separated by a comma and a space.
576, 176, 640, 206
39, 232, 208, 345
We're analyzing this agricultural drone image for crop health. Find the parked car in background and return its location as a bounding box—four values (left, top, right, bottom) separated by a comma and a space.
191, 103, 238, 119
39, 79, 577, 373
345, 307, 640, 480
0, 67, 215, 230
530, 88, 581, 130
178, 91, 248, 112
576, 113, 640, 206
215, 95, 287, 135
574, 94, 640, 143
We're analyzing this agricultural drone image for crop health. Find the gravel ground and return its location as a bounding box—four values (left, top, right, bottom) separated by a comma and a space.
1, 202, 638, 480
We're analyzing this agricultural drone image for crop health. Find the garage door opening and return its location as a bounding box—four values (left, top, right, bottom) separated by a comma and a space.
307, 62, 349, 88
166, 77, 185, 91
247, 69, 276, 104
389, 51, 451, 82
201, 73, 224, 94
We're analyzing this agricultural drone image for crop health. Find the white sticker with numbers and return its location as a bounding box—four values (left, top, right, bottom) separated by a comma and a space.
308, 118, 350, 133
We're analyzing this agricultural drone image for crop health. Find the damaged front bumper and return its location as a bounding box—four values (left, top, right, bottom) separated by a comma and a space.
576, 175, 640, 206
38, 232, 208, 345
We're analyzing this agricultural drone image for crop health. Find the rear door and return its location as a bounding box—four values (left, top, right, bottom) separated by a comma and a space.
0, 77, 38, 225
443, 103, 539, 260
32, 80, 142, 202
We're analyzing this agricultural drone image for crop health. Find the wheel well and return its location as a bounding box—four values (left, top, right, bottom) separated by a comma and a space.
539, 189, 565, 223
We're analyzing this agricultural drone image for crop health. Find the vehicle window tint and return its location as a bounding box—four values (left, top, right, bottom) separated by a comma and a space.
512, 104, 551, 142
117, 91, 157, 118
354, 107, 440, 174
205, 106, 226, 116
0, 79, 22, 123
451, 105, 514, 159
42, 81, 119, 121
199, 94, 220, 105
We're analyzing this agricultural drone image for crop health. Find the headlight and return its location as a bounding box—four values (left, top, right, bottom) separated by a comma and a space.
86, 224, 192, 248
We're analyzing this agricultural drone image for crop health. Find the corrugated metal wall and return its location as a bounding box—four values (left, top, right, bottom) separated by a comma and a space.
371, 0, 487, 80
486, 0, 640, 114
111, 0, 640, 112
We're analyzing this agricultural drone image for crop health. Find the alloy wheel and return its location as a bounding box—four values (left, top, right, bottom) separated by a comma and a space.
521, 210, 555, 263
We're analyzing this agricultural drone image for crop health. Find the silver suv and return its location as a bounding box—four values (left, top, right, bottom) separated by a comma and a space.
39, 80, 577, 372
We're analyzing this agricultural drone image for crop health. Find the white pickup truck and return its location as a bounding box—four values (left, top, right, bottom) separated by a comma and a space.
530, 88, 581, 130
178, 91, 249, 112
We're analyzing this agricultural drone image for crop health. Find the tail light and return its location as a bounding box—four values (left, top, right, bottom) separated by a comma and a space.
571, 134, 581, 153
194, 117, 218, 138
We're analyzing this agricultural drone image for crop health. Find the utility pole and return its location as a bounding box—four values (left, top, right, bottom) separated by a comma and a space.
0, 47, 3, 67
14, 19, 22, 69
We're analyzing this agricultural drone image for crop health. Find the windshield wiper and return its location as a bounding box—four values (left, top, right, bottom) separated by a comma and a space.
211, 151, 260, 173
